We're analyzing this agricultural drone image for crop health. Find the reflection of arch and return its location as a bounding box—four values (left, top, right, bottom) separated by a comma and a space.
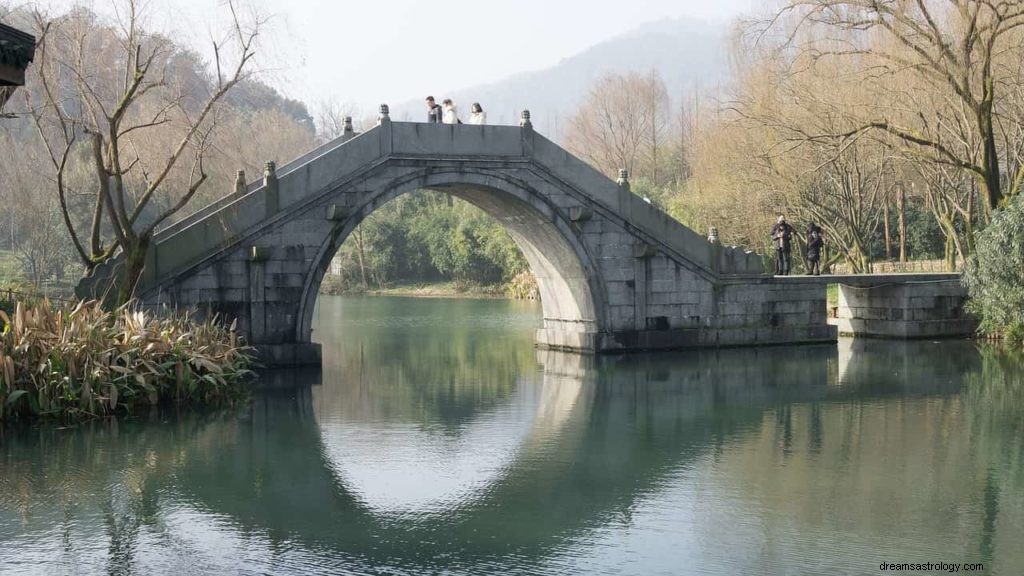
296, 169, 607, 349
175, 346, 873, 569
312, 350, 589, 514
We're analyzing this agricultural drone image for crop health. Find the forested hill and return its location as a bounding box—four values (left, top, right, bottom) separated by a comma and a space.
389, 17, 730, 132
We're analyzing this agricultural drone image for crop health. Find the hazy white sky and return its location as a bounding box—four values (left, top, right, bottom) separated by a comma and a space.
41, 0, 762, 112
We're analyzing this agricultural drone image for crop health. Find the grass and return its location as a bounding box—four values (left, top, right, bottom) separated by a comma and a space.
0, 299, 256, 421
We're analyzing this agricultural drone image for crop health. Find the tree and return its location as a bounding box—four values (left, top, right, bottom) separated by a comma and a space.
765, 0, 1024, 211
564, 71, 674, 185
27, 0, 263, 303
913, 161, 979, 270
0, 129, 77, 285
964, 193, 1024, 341
315, 99, 362, 142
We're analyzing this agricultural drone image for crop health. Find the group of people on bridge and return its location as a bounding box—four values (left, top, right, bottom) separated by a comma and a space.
425, 96, 486, 125
420, 96, 822, 278
771, 216, 824, 276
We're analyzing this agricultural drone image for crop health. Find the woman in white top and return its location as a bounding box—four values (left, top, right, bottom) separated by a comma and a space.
442, 99, 460, 124
468, 102, 486, 125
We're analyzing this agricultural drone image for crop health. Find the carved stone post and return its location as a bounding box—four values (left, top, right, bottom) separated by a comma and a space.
520, 109, 532, 129
264, 162, 278, 218
617, 168, 630, 193
234, 170, 246, 196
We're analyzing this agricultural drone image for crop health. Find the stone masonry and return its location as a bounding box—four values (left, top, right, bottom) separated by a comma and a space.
74, 110, 966, 365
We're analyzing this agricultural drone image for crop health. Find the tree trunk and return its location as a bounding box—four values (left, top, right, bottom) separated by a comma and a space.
898, 186, 907, 263
944, 234, 955, 272
965, 184, 976, 255
883, 200, 892, 260
117, 234, 150, 307
355, 227, 368, 290
978, 109, 1003, 211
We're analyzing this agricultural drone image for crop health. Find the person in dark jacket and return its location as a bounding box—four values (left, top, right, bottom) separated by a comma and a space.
770, 215, 795, 275
425, 96, 443, 123
806, 223, 824, 275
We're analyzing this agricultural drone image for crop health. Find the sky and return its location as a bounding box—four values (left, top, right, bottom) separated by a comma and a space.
37, 0, 762, 113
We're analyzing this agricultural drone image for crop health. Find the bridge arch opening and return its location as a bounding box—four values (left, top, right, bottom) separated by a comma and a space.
297, 169, 606, 351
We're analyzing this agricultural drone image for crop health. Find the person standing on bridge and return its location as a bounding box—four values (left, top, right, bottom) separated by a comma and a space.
469, 102, 486, 125
426, 96, 443, 123
442, 98, 461, 124
771, 215, 795, 276
806, 223, 824, 276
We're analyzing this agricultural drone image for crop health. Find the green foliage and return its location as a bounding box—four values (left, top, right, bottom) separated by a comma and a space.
329, 191, 529, 292
0, 300, 255, 421
964, 194, 1024, 342
867, 205, 947, 261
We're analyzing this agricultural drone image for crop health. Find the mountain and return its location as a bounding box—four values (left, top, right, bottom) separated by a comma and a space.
389, 17, 731, 138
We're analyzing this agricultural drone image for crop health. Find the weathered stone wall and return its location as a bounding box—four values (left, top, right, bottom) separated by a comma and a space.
835, 280, 976, 339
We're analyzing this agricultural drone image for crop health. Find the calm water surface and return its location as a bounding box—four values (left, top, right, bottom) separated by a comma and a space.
3, 295, 1024, 575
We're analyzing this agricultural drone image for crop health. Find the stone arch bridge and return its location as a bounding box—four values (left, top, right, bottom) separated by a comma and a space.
77, 108, 971, 364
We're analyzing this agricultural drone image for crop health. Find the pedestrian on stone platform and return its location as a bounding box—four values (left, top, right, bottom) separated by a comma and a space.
426, 96, 443, 123
770, 215, 795, 276
442, 99, 461, 124
806, 223, 824, 276
469, 102, 486, 125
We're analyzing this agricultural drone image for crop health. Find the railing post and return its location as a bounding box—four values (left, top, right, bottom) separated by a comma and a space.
342, 116, 354, 140
234, 170, 246, 196
264, 161, 278, 218
378, 103, 393, 157
520, 109, 534, 156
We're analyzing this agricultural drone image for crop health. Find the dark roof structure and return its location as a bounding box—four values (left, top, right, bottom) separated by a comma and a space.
0, 21, 36, 113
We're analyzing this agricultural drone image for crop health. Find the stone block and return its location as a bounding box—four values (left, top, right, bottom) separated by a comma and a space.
606, 282, 635, 306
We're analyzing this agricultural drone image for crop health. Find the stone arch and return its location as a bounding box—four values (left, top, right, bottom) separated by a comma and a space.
295, 166, 608, 351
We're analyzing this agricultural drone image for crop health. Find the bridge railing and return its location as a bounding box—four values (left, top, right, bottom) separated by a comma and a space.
131, 118, 765, 291
153, 129, 367, 242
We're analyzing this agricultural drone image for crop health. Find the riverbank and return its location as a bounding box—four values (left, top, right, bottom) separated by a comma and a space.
322, 280, 539, 301
0, 299, 255, 421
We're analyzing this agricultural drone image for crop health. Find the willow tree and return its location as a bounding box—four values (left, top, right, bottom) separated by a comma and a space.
28, 1, 262, 303
766, 0, 1024, 212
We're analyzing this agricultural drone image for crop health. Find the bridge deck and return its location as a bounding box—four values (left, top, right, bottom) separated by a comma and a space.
770, 273, 960, 287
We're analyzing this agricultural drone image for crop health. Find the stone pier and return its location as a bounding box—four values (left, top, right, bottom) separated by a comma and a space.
834, 276, 975, 339
777, 274, 975, 340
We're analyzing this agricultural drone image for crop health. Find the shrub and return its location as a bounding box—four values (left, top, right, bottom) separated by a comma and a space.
963, 194, 1024, 343
0, 300, 255, 420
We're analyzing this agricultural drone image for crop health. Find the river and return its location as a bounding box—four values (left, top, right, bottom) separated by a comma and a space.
2, 295, 1023, 575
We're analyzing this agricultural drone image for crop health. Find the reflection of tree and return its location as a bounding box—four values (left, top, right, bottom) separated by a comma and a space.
0, 408, 242, 573
706, 342, 1024, 573
315, 297, 540, 430
963, 346, 1024, 567
7, 338, 1024, 574
966, 347, 1024, 434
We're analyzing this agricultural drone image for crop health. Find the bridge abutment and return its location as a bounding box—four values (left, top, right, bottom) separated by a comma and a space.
835, 279, 976, 339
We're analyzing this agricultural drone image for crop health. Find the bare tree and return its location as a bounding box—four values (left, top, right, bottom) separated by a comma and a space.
914, 161, 978, 270
764, 0, 1024, 211
28, 0, 263, 303
564, 71, 673, 183
315, 99, 362, 142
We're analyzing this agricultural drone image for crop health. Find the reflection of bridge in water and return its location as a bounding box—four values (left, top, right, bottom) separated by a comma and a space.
174, 341, 986, 572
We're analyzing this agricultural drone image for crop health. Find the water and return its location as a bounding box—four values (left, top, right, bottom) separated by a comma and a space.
3, 295, 1024, 575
